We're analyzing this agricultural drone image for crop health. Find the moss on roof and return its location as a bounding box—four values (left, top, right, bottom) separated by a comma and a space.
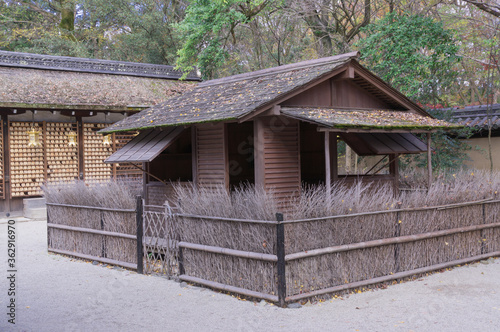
0, 67, 196, 108
281, 107, 462, 130
101, 54, 357, 133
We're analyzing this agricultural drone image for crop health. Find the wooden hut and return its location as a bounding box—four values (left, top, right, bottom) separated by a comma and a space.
0, 50, 199, 213
102, 52, 460, 206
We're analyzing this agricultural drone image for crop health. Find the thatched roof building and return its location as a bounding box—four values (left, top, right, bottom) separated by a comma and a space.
0, 50, 199, 213
103, 52, 458, 206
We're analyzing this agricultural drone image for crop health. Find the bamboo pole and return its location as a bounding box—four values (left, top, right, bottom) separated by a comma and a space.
285, 221, 500, 261
48, 248, 137, 270
47, 223, 136, 240
177, 213, 278, 225
286, 251, 500, 303
282, 198, 496, 224
180, 275, 279, 303
46, 202, 136, 213
178, 241, 277, 262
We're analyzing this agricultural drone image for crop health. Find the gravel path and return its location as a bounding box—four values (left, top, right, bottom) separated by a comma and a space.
1, 218, 500, 332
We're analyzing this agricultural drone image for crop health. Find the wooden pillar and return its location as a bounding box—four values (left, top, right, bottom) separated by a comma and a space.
324, 131, 331, 193
191, 126, 198, 187
253, 119, 265, 189
389, 154, 399, 193
142, 162, 148, 205
427, 133, 432, 187
77, 116, 84, 180
2, 115, 11, 212
276, 212, 286, 307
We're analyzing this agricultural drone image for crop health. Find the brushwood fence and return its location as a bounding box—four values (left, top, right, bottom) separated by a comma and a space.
46, 196, 143, 272
47, 196, 500, 307
175, 198, 500, 307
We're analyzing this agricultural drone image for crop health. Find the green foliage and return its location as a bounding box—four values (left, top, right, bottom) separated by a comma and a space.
356, 13, 461, 105
175, 0, 272, 79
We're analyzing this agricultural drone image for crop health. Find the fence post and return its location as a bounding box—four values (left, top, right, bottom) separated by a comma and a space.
394, 202, 402, 273
481, 198, 486, 255
100, 210, 106, 258
276, 212, 286, 308
136, 195, 144, 274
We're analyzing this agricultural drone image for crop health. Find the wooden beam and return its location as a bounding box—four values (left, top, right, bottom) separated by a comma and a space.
245, 105, 281, 120
338, 66, 355, 79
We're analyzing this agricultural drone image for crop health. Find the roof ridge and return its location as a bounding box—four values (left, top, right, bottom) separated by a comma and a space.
0, 50, 201, 81
199, 51, 359, 87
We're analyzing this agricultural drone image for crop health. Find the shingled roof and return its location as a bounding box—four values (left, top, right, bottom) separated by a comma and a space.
101, 52, 450, 134
451, 104, 500, 130
0, 50, 199, 111
101, 52, 360, 133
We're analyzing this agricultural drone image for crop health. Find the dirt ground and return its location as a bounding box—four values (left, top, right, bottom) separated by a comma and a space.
1, 218, 500, 332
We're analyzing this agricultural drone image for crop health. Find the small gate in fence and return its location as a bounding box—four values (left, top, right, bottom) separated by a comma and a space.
47, 197, 180, 279
142, 203, 178, 277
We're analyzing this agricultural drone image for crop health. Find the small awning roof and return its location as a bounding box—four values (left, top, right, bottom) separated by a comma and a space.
281, 107, 460, 131
341, 132, 427, 155
105, 127, 184, 163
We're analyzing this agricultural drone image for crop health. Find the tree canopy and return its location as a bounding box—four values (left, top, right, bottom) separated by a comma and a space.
356, 13, 460, 106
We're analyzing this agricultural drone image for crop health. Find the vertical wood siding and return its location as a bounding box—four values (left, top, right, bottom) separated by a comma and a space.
195, 123, 228, 189
255, 117, 300, 203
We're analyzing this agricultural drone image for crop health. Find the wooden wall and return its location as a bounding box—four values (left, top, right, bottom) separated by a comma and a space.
254, 116, 301, 203
282, 77, 392, 109
194, 123, 228, 189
